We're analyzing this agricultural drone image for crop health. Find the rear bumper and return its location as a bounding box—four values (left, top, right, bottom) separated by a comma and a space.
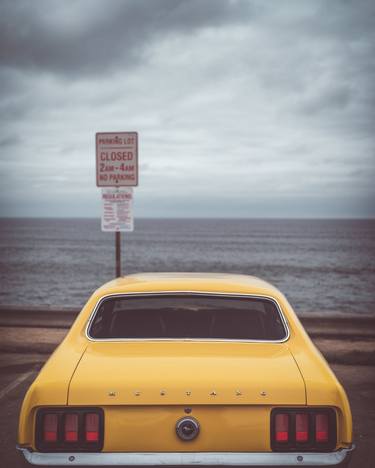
17, 446, 354, 466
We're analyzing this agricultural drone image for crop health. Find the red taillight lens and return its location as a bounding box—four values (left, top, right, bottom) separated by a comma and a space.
272, 408, 336, 452
37, 408, 103, 452
43, 414, 58, 442
315, 413, 329, 442
275, 413, 289, 442
64, 413, 78, 442
296, 413, 309, 442
85, 413, 99, 442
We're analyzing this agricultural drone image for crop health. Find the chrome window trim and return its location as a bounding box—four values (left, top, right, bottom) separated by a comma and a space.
17, 445, 355, 466
84, 291, 290, 343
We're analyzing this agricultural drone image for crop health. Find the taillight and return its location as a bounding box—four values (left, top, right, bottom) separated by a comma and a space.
296, 413, 309, 442
43, 413, 58, 442
36, 408, 103, 452
85, 413, 99, 442
271, 408, 336, 452
64, 413, 78, 442
316, 413, 329, 443
275, 414, 289, 442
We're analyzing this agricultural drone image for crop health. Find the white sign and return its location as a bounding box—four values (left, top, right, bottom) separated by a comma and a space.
96, 132, 138, 187
101, 188, 134, 232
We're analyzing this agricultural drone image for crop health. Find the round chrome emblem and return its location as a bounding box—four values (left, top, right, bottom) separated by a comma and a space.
176, 417, 200, 441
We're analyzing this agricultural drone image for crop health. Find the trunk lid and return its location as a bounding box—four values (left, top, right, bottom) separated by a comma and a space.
68, 341, 305, 405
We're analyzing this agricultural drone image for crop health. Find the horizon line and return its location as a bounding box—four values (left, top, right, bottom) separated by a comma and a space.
0, 216, 374, 221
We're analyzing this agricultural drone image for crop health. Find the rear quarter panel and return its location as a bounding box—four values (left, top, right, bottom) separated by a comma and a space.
279, 296, 353, 447
16, 296, 97, 447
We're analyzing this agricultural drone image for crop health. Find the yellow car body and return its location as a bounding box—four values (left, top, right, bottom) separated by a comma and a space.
17, 273, 354, 466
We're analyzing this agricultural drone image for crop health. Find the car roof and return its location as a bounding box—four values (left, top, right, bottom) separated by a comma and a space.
93, 272, 283, 299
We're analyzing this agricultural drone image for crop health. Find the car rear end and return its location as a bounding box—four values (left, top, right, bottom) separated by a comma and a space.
18, 285, 354, 466
26, 403, 352, 466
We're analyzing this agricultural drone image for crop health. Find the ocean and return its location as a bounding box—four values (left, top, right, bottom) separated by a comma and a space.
0, 218, 374, 315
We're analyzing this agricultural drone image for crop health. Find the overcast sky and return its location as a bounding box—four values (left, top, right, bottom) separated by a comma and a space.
0, 0, 374, 218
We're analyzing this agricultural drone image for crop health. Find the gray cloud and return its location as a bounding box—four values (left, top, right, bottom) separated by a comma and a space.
0, 0, 374, 218
0, 0, 256, 76
0, 134, 21, 147
298, 86, 352, 115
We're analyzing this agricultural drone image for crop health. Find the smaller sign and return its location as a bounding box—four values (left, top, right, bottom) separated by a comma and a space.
101, 188, 134, 232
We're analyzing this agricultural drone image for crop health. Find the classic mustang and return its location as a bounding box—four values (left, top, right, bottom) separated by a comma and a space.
17, 273, 354, 466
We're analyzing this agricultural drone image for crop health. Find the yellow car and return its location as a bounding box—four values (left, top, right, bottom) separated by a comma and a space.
17, 273, 354, 466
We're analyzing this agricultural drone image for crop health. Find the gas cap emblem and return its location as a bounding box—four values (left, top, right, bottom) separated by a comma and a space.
176, 417, 200, 441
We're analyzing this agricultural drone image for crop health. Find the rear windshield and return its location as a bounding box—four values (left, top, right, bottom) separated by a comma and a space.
88, 294, 287, 341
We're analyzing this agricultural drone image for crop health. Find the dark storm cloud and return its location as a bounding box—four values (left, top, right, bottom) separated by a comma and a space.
298, 86, 351, 115
303, 0, 375, 40
0, 0, 256, 76
0, 0, 374, 218
0, 134, 21, 147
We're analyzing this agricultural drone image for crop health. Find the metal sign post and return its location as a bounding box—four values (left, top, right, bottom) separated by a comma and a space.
115, 232, 121, 277
96, 132, 138, 278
